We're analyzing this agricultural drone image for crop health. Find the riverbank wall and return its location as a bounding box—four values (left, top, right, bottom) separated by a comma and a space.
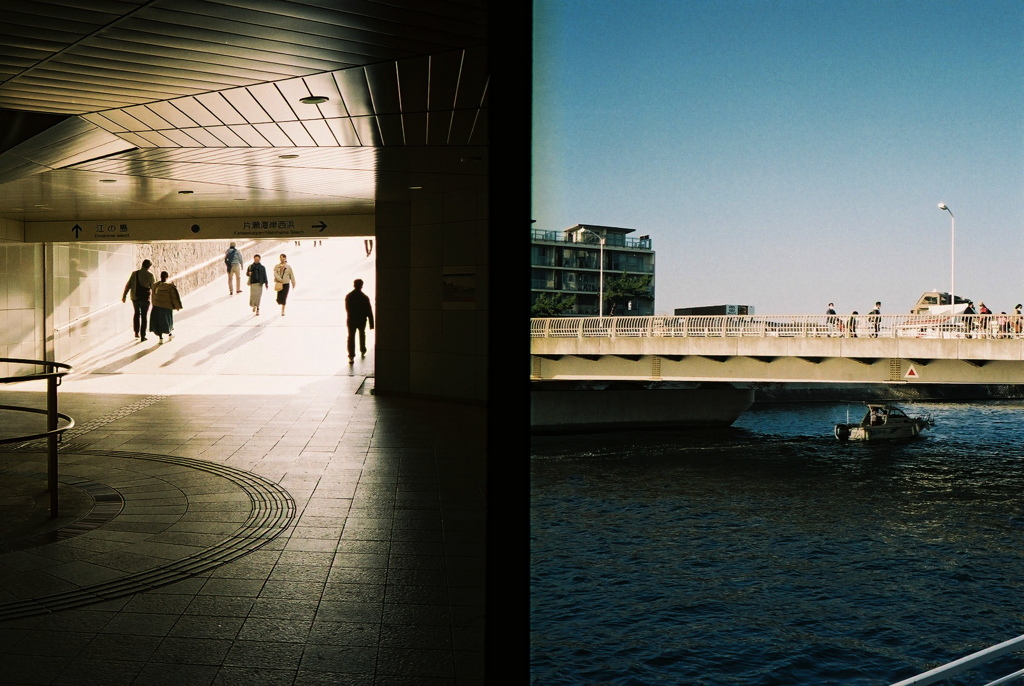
752, 383, 1024, 404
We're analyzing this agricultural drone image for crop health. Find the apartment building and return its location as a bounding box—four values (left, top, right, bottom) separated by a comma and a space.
531, 224, 655, 316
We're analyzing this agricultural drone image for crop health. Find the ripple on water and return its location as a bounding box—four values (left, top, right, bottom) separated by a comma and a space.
531, 401, 1024, 685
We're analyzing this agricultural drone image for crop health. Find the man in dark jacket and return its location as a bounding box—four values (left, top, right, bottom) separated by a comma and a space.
345, 278, 375, 362
121, 259, 156, 341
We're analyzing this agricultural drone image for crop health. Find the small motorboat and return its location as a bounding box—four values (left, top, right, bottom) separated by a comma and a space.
834, 403, 933, 441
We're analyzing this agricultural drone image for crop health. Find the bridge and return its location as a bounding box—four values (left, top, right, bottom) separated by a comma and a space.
530, 314, 1024, 431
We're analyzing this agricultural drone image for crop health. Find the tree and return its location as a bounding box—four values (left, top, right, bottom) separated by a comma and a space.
603, 272, 653, 315
531, 292, 576, 317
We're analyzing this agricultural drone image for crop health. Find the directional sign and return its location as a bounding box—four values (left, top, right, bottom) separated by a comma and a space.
25, 214, 374, 242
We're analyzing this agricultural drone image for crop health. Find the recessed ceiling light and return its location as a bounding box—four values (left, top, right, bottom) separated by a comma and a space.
279, 154, 299, 159
300, 96, 329, 105
178, 190, 194, 195
409, 186, 422, 190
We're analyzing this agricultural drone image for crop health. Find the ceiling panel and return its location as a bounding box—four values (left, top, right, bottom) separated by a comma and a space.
0, 0, 487, 224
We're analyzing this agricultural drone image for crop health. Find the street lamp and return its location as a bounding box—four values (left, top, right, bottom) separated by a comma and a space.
938, 203, 954, 308
578, 227, 606, 316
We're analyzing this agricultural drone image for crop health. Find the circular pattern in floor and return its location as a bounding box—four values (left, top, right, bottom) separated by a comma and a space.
0, 448, 295, 620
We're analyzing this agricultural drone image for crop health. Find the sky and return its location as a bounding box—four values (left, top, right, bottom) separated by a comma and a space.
531, 0, 1024, 315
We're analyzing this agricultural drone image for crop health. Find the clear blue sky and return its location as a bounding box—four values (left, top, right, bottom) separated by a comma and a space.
532, 0, 1024, 315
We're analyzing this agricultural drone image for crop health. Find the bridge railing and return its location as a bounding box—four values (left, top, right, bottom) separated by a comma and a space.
531, 314, 1024, 340
887, 631, 1024, 686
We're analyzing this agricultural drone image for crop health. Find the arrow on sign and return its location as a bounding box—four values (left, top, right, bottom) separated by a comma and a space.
313, 221, 327, 232
71, 224, 82, 238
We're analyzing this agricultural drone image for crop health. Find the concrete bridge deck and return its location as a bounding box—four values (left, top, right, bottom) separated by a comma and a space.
531, 316, 1024, 385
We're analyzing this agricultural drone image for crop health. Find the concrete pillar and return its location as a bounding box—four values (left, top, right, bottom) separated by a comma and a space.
374, 147, 488, 404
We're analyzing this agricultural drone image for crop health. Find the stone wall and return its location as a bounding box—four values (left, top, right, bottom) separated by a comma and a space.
136, 240, 284, 296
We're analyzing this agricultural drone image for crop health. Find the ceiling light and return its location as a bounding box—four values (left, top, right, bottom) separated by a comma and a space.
300, 96, 329, 105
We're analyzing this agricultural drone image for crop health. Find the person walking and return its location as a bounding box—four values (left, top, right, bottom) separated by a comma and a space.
225, 242, 244, 295
868, 302, 881, 337
826, 303, 842, 335
149, 271, 182, 342
345, 278, 375, 362
847, 311, 858, 338
273, 253, 296, 315
246, 254, 269, 315
1014, 304, 1022, 336
962, 300, 977, 338
978, 302, 993, 338
121, 259, 156, 341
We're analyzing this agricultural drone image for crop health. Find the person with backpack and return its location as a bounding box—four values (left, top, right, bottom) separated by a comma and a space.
225, 242, 244, 295
121, 259, 156, 341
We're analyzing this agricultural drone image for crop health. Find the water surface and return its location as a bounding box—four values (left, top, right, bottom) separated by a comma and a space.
531, 401, 1024, 685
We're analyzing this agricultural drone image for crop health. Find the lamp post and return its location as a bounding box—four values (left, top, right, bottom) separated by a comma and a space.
579, 227, 606, 316
938, 203, 954, 308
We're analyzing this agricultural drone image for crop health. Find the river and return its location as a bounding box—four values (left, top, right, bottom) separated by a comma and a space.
530, 400, 1024, 685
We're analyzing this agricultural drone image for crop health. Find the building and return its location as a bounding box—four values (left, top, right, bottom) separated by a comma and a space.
530, 224, 655, 316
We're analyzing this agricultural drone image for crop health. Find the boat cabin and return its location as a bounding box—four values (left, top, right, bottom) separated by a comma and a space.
862, 404, 909, 426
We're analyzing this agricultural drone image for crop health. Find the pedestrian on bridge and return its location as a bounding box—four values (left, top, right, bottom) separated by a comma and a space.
826, 303, 843, 335
847, 311, 858, 338
963, 301, 977, 338
869, 302, 881, 337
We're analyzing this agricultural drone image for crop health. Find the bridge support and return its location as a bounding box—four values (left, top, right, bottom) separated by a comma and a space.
531, 381, 754, 432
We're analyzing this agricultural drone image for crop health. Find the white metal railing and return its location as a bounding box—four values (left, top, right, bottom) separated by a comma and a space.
530, 314, 1024, 340
888, 632, 1024, 685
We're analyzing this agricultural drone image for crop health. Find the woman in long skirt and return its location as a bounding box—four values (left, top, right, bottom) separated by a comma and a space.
273, 253, 297, 315
246, 254, 268, 315
149, 271, 182, 342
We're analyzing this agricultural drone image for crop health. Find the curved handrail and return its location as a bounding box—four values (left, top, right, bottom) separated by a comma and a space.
0, 405, 75, 445
0, 357, 75, 442
0, 357, 75, 517
0, 357, 72, 384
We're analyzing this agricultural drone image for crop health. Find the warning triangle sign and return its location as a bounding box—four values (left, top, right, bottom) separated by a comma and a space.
905, 365, 919, 379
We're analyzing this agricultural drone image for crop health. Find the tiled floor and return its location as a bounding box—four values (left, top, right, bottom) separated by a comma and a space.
0, 240, 486, 685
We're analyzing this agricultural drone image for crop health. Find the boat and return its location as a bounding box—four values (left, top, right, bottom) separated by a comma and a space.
834, 403, 933, 441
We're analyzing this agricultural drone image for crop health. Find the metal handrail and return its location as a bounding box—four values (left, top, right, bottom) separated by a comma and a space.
531, 314, 1024, 340
0, 357, 75, 517
889, 632, 1024, 686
